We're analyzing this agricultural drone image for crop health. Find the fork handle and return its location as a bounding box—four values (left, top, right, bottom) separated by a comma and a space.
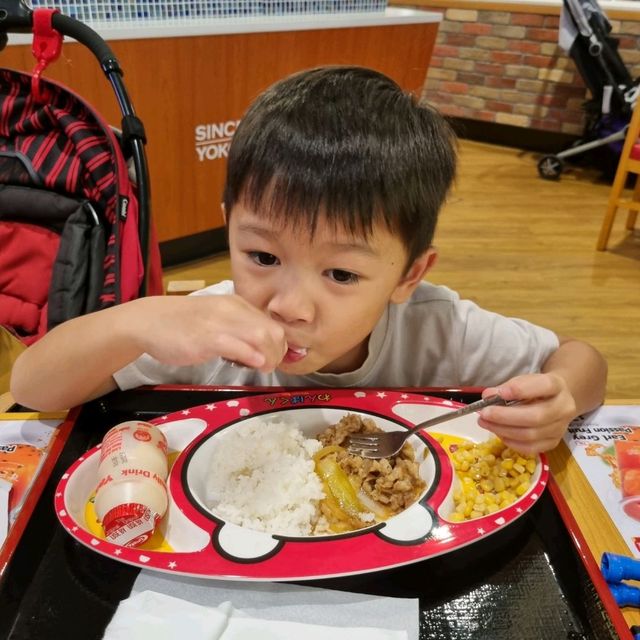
409, 395, 517, 433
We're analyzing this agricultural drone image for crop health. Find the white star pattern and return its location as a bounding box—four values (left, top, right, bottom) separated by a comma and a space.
181, 409, 191, 416
476, 527, 485, 535
71, 526, 78, 532
376, 392, 387, 399
114, 549, 122, 556
168, 561, 177, 569
205, 404, 216, 411
55, 492, 62, 498
160, 415, 168, 420
400, 394, 409, 399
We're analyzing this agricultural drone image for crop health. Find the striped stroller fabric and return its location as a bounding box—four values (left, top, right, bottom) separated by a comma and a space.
0, 68, 158, 343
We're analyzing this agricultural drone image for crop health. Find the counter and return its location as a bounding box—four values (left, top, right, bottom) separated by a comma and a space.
1, 8, 442, 261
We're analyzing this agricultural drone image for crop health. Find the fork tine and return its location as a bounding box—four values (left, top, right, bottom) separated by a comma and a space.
346, 441, 379, 452
348, 447, 390, 459
346, 434, 380, 444
347, 448, 379, 458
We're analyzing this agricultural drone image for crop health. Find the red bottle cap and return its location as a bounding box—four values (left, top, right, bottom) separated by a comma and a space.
102, 502, 160, 548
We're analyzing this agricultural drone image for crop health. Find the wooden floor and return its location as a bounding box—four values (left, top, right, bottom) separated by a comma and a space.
163, 139, 640, 400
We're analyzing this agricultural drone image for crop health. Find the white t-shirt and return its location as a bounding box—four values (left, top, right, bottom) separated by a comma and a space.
113, 280, 559, 390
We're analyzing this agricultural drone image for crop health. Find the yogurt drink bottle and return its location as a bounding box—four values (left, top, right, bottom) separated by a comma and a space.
94, 421, 169, 547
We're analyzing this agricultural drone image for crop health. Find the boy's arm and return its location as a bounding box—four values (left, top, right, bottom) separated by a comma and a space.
11, 303, 143, 411
539, 336, 607, 414
11, 295, 287, 412
476, 336, 607, 454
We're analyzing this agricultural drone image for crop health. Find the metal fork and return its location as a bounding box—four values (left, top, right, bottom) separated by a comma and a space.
346, 395, 517, 459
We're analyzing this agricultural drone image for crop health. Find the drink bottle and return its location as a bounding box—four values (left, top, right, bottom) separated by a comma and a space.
94, 421, 168, 547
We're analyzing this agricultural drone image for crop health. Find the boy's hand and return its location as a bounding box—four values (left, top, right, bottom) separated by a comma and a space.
135, 295, 287, 372
476, 373, 577, 455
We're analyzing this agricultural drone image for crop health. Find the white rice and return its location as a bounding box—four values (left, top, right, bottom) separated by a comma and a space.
203, 419, 325, 536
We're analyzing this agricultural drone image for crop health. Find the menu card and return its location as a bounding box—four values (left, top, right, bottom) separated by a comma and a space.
0, 412, 71, 570
563, 405, 640, 557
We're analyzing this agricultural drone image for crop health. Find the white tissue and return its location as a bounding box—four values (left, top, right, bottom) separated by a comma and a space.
0, 478, 11, 549
103, 591, 408, 640
104, 592, 229, 640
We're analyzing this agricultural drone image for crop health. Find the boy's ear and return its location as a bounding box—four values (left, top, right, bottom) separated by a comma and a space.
390, 248, 438, 304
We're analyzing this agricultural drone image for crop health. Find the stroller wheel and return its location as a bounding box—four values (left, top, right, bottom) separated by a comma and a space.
538, 155, 564, 180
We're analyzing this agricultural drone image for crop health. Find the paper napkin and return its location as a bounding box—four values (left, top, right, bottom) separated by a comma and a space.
103, 590, 408, 640
129, 571, 419, 640
0, 478, 11, 549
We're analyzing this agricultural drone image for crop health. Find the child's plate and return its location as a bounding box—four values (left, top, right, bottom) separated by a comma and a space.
55, 389, 548, 581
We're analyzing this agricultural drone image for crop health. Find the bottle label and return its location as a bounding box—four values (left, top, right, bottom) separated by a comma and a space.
103, 502, 161, 548
98, 421, 168, 476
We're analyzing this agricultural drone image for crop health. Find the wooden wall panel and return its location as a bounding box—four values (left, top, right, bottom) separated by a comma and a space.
1, 22, 438, 242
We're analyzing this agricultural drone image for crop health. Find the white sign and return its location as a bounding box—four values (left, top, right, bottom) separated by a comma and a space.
194, 120, 241, 162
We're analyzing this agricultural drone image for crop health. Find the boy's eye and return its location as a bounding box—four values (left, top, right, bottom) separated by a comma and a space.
249, 251, 279, 266
327, 269, 359, 284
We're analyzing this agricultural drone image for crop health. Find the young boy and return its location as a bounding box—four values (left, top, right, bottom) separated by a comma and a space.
10, 66, 606, 454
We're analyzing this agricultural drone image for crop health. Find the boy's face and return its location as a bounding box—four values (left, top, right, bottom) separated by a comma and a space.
227, 202, 434, 376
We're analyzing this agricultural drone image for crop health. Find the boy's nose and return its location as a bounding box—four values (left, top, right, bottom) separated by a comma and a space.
267, 282, 314, 324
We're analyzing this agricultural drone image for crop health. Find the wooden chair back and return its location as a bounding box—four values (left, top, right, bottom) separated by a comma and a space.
597, 99, 640, 249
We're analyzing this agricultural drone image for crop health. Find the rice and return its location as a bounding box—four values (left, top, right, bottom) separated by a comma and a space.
204, 419, 325, 536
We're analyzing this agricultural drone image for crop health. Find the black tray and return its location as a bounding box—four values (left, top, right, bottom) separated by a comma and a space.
0, 386, 631, 640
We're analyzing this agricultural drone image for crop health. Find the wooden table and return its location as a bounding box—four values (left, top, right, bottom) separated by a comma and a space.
0, 392, 14, 413
548, 399, 640, 629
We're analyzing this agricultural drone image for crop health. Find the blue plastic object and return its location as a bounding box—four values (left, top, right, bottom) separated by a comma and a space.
601, 552, 640, 583
608, 582, 640, 607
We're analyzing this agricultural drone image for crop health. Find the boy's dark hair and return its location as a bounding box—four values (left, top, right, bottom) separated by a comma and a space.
223, 65, 457, 268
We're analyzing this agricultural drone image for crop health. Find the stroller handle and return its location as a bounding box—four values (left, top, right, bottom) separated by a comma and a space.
0, 0, 152, 297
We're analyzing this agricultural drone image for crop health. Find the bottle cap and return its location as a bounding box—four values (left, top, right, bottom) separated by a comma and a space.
601, 552, 640, 583
102, 502, 160, 548
607, 581, 640, 608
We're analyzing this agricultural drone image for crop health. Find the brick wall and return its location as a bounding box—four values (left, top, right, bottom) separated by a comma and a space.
418, 6, 640, 135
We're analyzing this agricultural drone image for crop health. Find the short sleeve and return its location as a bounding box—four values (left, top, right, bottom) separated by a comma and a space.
453, 299, 560, 387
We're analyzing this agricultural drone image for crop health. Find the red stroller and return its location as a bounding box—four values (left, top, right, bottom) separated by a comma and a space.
0, 1, 163, 345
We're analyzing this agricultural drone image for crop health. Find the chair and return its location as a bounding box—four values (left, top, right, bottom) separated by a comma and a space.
597, 98, 640, 250
166, 280, 206, 295
0, 327, 26, 396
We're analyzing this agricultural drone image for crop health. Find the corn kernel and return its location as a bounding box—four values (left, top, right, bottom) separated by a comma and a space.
480, 479, 493, 492
448, 437, 536, 522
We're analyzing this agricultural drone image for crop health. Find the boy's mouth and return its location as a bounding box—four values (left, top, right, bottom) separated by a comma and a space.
283, 345, 308, 364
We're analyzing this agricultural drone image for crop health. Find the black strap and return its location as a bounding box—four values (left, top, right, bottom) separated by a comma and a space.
121, 114, 147, 157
